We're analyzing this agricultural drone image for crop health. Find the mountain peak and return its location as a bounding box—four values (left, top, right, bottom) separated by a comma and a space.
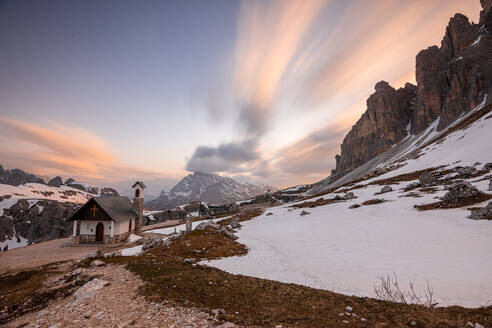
146, 173, 275, 210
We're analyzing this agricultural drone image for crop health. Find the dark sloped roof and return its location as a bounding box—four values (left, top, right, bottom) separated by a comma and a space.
132, 181, 146, 189
68, 196, 137, 223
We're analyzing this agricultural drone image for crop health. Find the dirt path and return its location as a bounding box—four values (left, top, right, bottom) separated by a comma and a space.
7, 264, 220, 328
0, 239, 101, 274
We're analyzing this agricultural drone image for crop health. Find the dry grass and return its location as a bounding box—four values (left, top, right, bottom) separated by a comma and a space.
0, 263, 89, 324
98, 254, 492, 328
415, 193, 492, 211
291, 196, 344, 209
362, 199, 387, 206
148, 229, 247, 262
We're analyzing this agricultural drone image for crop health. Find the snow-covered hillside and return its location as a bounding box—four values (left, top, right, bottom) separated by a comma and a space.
0, 183, 91, 216
206, 101, 492, 307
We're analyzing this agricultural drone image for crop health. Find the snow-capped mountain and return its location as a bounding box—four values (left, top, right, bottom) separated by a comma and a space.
145, 172, 275, 210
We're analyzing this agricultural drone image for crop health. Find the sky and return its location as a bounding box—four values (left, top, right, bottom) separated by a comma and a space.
0, 0, 482, 196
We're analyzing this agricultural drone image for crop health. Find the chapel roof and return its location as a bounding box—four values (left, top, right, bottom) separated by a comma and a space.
68, 196, 137, 223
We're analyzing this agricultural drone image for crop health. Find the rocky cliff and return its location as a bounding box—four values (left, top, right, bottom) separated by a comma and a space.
334, 1, 492, 174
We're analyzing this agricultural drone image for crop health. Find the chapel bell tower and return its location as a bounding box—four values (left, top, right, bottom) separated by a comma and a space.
132, 181, 146, 235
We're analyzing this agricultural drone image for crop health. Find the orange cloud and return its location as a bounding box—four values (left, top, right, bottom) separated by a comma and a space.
0, 116, 180, 185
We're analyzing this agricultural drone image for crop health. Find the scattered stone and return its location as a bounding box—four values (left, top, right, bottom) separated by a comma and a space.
342, 320, 349, 324
410, 321, 416, 326
230, 218, 241, 229
379, 186, 393, 194
71, 268, 84, 276
73, 278, 109, 301
442, 181, 479, 203
211, 308, 225, 319
90, 259, 106, 267
406, 181, 420, 190
104, 250, 122, 258
86, 249, 102, 259
349, 204, 360, 209
266, 212, 273, 216
457, 166, 476, 176
419, 172, 437, 186
475, 323, 484, 328
345, 306, 353, 312
467, 322, 474, 327
361, 317, 367, 322
300, 210, 311, 216
338, 313, 345, 317
141, 235, 165, 251
217, 322, 239, 328
195, 221, 220, 231
342, 192, 356, 200
37, 309, 49, 318
82, 311, 92, 319
222, 229, 238, 240
468, 202, 492, 220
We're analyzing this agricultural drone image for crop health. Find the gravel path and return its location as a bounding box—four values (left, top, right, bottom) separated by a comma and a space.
7, 264, 222, 328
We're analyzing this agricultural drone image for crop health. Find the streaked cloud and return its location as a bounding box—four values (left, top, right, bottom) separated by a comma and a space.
0, 117, 180, 193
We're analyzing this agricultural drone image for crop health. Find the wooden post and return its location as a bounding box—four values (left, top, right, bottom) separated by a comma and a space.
73, 220, 77, 237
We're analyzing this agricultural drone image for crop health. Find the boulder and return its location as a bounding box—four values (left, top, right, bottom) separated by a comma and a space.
300, 210, 311, 216
342, 192, 356, 200
90, 260, 105, 267
442, 181, 479, 203
468, 202, 492, 220
379, 186, 393, 194
73, 278, 109, 301
141, 235, 165, 251
349, 204, 361, 209
230, 218, 241, 229
195, 221, 219, 231
419, 172, 437, 186
86, 249, 102, 259
457, 166, 476, 177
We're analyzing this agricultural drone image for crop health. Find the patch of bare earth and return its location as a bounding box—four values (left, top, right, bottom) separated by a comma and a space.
291, 196, 344, 209
415, 193, 492, 211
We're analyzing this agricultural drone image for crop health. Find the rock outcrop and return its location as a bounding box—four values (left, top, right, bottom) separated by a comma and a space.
0, 164, 45, 186
333, 1, 492, 174
48, 176, 63, 187
335, 82, 416, 173
1, 199, 80, 244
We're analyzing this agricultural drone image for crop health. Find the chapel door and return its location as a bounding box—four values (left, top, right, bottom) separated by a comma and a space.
96, 222, 104, 242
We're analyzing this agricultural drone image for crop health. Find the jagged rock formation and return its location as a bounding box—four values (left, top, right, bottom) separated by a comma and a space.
335, 82, 416, 173
48, 176, 63, 187
146, 172, 275, 210
1, 199, 80, 244
334, 1, 492, 174
0, 164, 45, 186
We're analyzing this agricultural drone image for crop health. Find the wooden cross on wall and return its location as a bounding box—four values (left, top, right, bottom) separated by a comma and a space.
90, 205, 98, 218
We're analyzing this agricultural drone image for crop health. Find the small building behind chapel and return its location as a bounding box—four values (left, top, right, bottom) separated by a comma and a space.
69, 181, 146, 244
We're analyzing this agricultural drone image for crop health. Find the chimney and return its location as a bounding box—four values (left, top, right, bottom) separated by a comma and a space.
131, 181, 146, 235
